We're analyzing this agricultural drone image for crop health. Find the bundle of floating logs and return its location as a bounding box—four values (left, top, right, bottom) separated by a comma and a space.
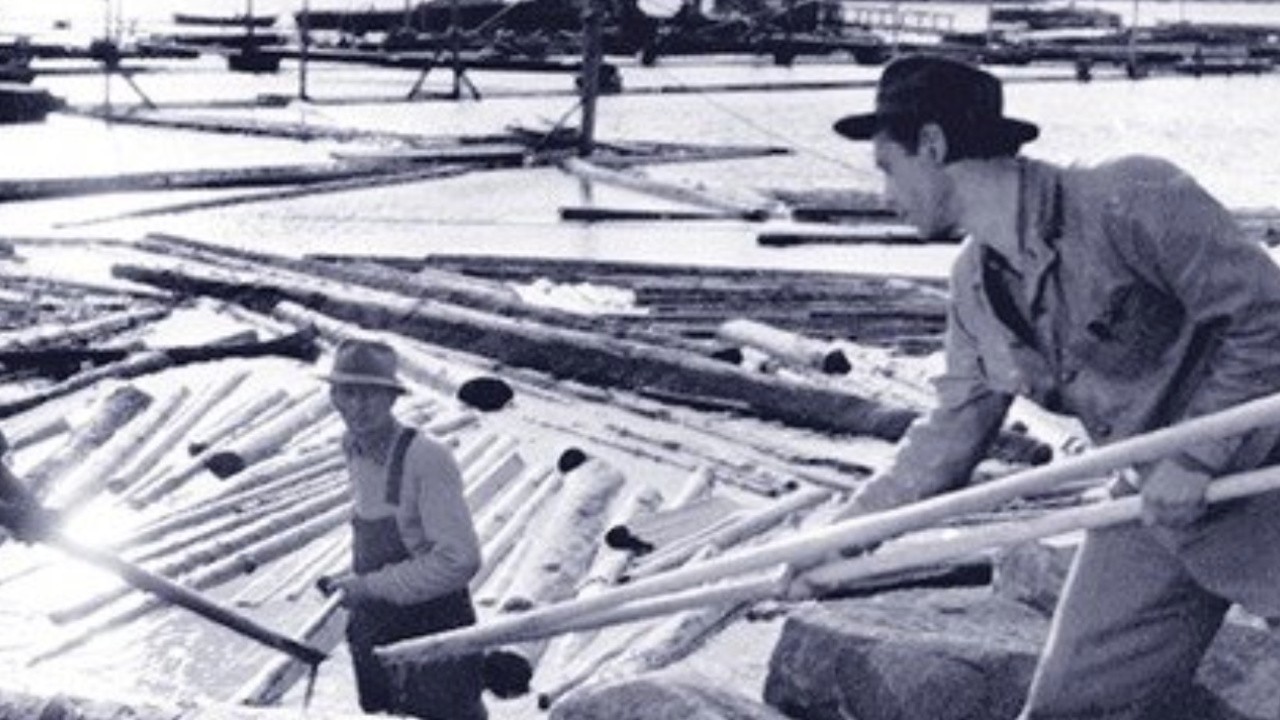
0, 233, 1094, 718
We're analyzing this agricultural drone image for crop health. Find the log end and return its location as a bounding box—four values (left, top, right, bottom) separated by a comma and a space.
710, 346, 745, 365
205, 453, 247, 479
604, 526, 654, 555
821, 351, 852, 375
557, 447, 588, 474
456, 376, 514, 412
483, 648, 533, 699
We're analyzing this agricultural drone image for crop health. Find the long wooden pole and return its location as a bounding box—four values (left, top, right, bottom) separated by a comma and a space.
377, 391, 1280, 662
383, 464, 1280, 661
1, 459, 325, 666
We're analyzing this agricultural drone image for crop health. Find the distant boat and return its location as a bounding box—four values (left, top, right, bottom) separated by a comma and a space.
990, 2, 1122, 31
0, 83, 63, 124
173, 12, 277, 28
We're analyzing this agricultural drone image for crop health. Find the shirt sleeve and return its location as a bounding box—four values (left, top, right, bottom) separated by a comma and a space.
852, 286, 1014, 513
1125, 162, 1280, 474
361, 438, 483, 605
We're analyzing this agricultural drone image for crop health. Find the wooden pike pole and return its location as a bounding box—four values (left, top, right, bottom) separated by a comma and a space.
377, 391, 1280, 662
30, 504, 350, 664
53, 482, 348, 623
233, 594, 347, 706
0, 459, 326, 667
391, 464, 1280, 663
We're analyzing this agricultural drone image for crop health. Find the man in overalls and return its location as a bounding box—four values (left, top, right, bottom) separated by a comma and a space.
817, 54, 1280, 718
320, 338, 487, 719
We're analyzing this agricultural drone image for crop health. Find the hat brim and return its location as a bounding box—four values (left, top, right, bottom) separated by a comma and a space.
320, 372, 407, 393
833, 113, 1040, 146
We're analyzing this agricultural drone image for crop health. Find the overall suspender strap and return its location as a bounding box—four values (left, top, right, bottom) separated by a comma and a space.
384, 428, 416, 507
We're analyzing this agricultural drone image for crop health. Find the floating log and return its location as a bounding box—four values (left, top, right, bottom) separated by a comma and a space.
184, 388, 293, 457
592, 593, 747, 683
500, 458, 626, 612
329, 142, 528, 166
535, 624, 651, 709
0, 339, 269, 420
473, 469, 566, 590
474, 465, 555, 547
559, 206, 738, 223
464, 449, 526, 513
121, 448, 344, 549
456, 432, 501, 472
203, 392, 335, 478
22, 384, 152, 502
536, 487, 665, 684
717, 318, 851, 375
0, 306, 169, 352
0, 327, 320, 380
65, 164, 475, 229
477, 532, 530, 605
48, 385, 191, 512
559, 158, 779, 220
0, 159, 465, 203
126, 469, 344, 567
667, 466, 716, 508
0, 400, 73, 454
116, 370, 257, 504
756, 225, 925, 247
460, 435, 517, 476
232, 532, 347, 608
604, 494, 743, 555
624, 487, 832, 581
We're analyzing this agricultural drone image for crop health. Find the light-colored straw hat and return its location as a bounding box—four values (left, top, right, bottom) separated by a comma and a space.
319, 338, 407, 393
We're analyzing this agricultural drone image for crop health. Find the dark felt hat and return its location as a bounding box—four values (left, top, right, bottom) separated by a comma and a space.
834, 54, 1039, 146
320, 338, 407, 393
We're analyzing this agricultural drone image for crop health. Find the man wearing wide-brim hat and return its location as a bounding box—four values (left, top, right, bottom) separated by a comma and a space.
319, 338, 488, 720
813, 54, 1280, 718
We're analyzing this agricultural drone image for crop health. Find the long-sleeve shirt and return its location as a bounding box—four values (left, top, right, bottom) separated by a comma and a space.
345, 428, 482, 605
869, 155, 1280, 506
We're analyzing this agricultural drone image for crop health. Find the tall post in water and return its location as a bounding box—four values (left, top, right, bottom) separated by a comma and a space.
578, 0, 604, 156
1126, 0, 1140, 78
102, 0, 112, 114
450, 0, 464, 99
298, 0, 311, 99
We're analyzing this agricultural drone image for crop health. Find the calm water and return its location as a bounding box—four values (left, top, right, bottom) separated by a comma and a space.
2, 56, 1279, 278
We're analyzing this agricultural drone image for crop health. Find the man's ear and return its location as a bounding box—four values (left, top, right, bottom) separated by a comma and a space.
918, 123, 949, 165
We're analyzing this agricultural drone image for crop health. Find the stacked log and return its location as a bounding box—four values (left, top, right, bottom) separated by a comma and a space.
22, 384, 152, 502
47, 384, 192, 513
534, 487, 665, 701
500, 458, 627, 613
0, 306, 170, 353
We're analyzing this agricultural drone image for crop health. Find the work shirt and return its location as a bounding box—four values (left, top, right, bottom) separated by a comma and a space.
344, 425, 481, 605
876, 155, 1280, 503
